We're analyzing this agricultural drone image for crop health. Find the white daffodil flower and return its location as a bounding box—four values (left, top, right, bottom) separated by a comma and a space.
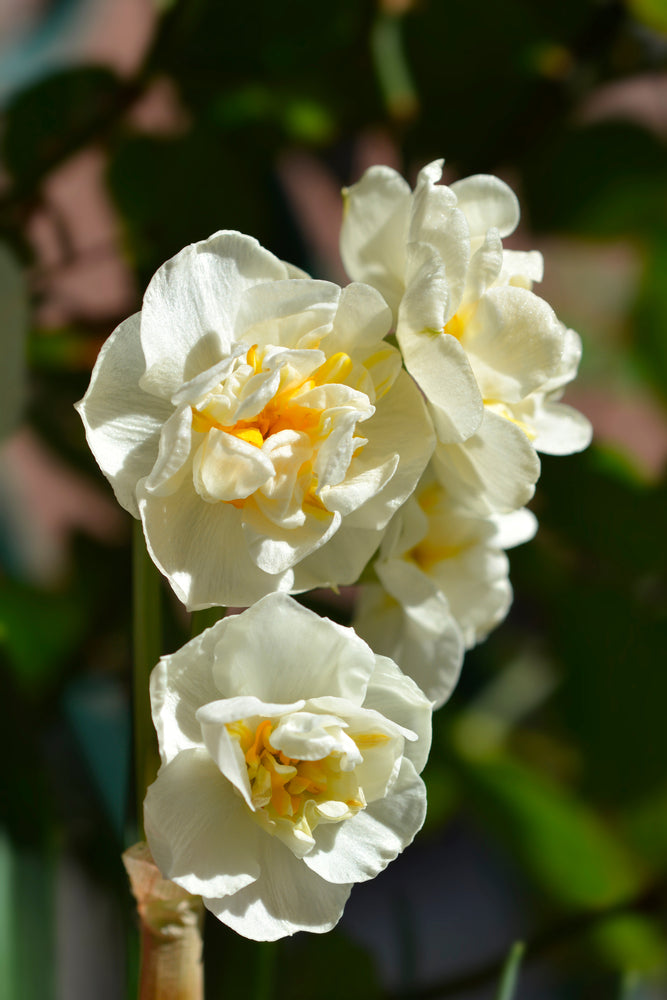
76, 231, 434, 608
144, 593, 432, 941
341, 161, 591, 515
353, 472, 537, 705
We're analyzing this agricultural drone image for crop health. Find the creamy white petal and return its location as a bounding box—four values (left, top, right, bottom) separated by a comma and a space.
321, 281, 394, 357
236, 279, 339, 349
150, 625, 223, 763
76, 313, 173, 517
206, 837, 352, 940
450, 174, 520, 239
140, 232, 288, 395
462, 228, 504, 306
304, 757, 425, 884
363, 653, 434, 770
138, 481, 294, 609
532, 400, 593, 455
499, 250, 544, 287
193, 429, 275, 502
340, 166, 411, 317
144, 748, 261, 898
211, 594, 376, 705
463, 286, 564, 403
433, 409, 540, 515
490, 507, 538, 549
144, 405, 194, 496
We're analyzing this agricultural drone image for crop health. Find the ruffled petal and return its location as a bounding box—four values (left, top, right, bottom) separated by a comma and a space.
450, 174, 520, 239
433, 408, 540, 515
75, 313, 173, 517
340, 166, 411, 317
138, 481, 294, 609
303, 757, 425, 884
532, 400, 593, 455
206, 837, 352, 940
140, 232, 289, 396
144, 748, 261, 899
211, 594, 376, 706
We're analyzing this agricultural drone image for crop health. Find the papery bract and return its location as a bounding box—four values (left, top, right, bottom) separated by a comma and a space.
76, 231, 434, 608
144, 593, 432, 940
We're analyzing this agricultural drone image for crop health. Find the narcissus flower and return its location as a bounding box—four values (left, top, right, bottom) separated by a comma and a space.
354, 471, 537, 705
76, 231, 434, 608
340, 161, 591, 514
144, 593, 432, 940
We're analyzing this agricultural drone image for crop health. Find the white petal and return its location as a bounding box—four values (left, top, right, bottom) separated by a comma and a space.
236, 278, 339, 349
340, 165, 411, 317
363, 652, 434, 770
490, 507, 538, 549
76, 313, 173, 517
326, 282, 394, 357
464, 286, 564, 403
144, 748, 260, 899
206, 837, 352, 940
140, 231, 288, 396
150, 624, 223, 763
433, 409, 540, 515
304, 757, 426, 884
368, 561, 464, 710
532, 400, 593, 455
211, 594, 376, 705
450, 174, 520, 239
193, 429, 275, 502
144, 405, 194, 496
138, 480, 294, 609
499, 250, 544, 286
397, 325, 483, 444
462, 228, 503, 305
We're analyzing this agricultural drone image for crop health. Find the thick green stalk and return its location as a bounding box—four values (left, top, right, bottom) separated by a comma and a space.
132, 520, 162, 839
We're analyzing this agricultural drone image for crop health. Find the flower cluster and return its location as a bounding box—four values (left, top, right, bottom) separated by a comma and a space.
78, 159, 590, 939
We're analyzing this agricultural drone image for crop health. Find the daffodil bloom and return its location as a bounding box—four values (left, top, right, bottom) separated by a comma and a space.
76, 231, 434, 608
144, 593, 432, 941
354, 471, 537, 705
340, 161, 591, 514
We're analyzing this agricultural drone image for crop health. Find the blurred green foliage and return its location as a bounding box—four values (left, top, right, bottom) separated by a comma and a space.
0, 0, 666, 997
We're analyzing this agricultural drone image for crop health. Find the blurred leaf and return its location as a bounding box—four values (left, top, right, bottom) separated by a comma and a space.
0, 842, 56, 1000
0, 244, 28, 439
1, 67, 122, 192
632, 235, 667, 405
627, 0, 667, 34
0, 578, 89, 693
523, 122, 667, 237
452, 746, 644, 909
495, 941, 525, 1000
588, 913, 666, 974
621, 784, 667, 869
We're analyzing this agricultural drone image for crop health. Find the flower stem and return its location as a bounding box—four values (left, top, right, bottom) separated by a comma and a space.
132, 520, 162, 839
253, 942, 278, 1000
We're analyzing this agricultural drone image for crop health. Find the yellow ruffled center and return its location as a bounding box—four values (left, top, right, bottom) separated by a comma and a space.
192, 345, 354, 449
227, 718, 366, 826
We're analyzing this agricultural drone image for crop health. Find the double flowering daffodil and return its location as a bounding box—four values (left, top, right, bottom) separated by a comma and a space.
144, 594, 432, 940
77, 231, 434, 608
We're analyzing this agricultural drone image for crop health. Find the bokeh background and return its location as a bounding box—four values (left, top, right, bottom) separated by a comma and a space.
1, 1, 666, 997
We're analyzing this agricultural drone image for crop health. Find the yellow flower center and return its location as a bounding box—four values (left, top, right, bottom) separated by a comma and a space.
192, 345, 355, 449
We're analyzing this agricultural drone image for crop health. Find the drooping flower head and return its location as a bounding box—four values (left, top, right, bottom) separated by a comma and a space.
341, 161, 591, 516
144, 593, 432, 940
77, 231, 434, 608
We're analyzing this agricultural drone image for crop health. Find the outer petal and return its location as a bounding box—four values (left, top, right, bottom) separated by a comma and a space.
76, 313, 173, 517
206, 836, 352, 940
450, 174, 520, 239
138, 481, 294, 609
303, 757, 426, 884
532, 400, 593, 455
144, 748, 261, 899
140, 232, 289, 396
150, 623, 224, 763
463, 286, 564, 403
236, 278, 339, 349
433, 409, 540, 515
340, 166, 411, 317
211, 594, 376, 706
361, 562, 464, 709
363, 654, 434, 771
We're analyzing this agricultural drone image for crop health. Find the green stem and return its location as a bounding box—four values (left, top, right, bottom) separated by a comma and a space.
132, 520, 162, 839
253, 942, 278, 1000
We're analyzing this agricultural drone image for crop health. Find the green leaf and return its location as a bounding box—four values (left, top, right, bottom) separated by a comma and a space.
495, 941, 524, 1000
452, 747, 644, 909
